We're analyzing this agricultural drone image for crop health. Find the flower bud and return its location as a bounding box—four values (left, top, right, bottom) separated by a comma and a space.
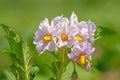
71, 70, 78, 80
85, 63, 91, 71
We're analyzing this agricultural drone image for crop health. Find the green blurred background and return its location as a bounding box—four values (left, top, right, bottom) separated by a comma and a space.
0, 0, 120, 80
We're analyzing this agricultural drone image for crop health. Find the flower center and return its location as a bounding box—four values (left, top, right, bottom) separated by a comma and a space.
79, 54, 86, 65
75, 36, 83, 42
43, 35, 52, 42
61, 34, 68, 41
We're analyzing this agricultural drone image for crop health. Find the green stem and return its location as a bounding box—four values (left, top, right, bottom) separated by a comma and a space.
24, 65, 29, 80
72, 62, 76, 71
56, 47, 66, 80
23, 53, 29, 80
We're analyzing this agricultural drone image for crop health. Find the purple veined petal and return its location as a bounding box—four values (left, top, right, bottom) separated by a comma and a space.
36, 42, 48, 54
57, 39, 67, 48
85, 44, 95, 59
67, 37, 75, 48
56, 26, 73, 48
88, 36, 94, 43
70, 12, 78, 26
47, 40, 57, 51
34, 29, 48, 44
51, 27, 61, 37
51, 16, 62, 26
33, 37, 42, 45
77, 43, 84, 52
80, 42, 88, 52
79, 21, 88, 28
81, 33, 89, 41
86, 42, 92, 53
80, 28, 89, 41
72, 56, 79, 62
76, 23, 82, 30
81, 28, 88, 35
88, 21, 96, 33
51, 18, 69, 37
88, 43, 95, 53
61, 18, 69, 27
68, 53, 73, 59
60, 25, 66, 34
35, 28, 47, 36
68, 53, 78, 62
70, 26, 79, 35
72, 45, 82, 56
51, 16, 69, 27
39, 18, 49, 29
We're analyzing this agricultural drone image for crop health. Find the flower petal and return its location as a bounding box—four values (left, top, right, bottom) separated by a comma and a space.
70, 12, 78, 26
39, 18, 49, 29
47, 40, 57, 51
36, 42, 48, 54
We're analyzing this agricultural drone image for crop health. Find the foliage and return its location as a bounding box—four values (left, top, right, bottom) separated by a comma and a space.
0, 24, 39, 80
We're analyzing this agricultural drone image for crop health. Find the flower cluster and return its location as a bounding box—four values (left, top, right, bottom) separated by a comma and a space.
34, 12, 96, 71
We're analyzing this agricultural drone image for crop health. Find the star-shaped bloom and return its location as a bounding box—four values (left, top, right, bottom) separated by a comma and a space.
56, 25, 76, 48
51, 15, 77, 48
68, 41, 95, 65
34, 18, 57, 54
68, 12, 96, 44
74, 21, 96, 43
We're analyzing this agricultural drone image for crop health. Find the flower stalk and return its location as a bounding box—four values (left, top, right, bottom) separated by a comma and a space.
56, 47, 66, 80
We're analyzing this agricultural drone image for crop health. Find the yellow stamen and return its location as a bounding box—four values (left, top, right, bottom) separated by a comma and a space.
75, 36, 83, 42
61, 34, 68, 41
79, 54, 86, 65
43, 35, 52, 42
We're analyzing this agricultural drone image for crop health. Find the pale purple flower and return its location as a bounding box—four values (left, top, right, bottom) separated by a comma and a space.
75, 21, 96, 43
34, 12, 96, 57
68, 41, 95, 64
51, 16, 69, 36
87, 21, 96, 43
34, 18, 57, 54
56, 25, 76, 48
67, 13, 96, 44
51, 14, 77, 48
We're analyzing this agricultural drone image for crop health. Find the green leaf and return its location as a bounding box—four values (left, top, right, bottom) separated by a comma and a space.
95, 26, 102, 40
0, 24, 33, 80
46, 50, 60, 61
29, 66, 40, 80
0, 24, 20, 49
49, 77, 55, 80
95, 26, 117, 41
4, 70, 16, 80
97, 26, 117, 36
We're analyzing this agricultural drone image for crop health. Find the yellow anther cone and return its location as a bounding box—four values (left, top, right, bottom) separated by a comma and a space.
79, 54, 86, 65
75, 36, 83, 42
61, 34, 68, 41
43, 35, 52, 42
